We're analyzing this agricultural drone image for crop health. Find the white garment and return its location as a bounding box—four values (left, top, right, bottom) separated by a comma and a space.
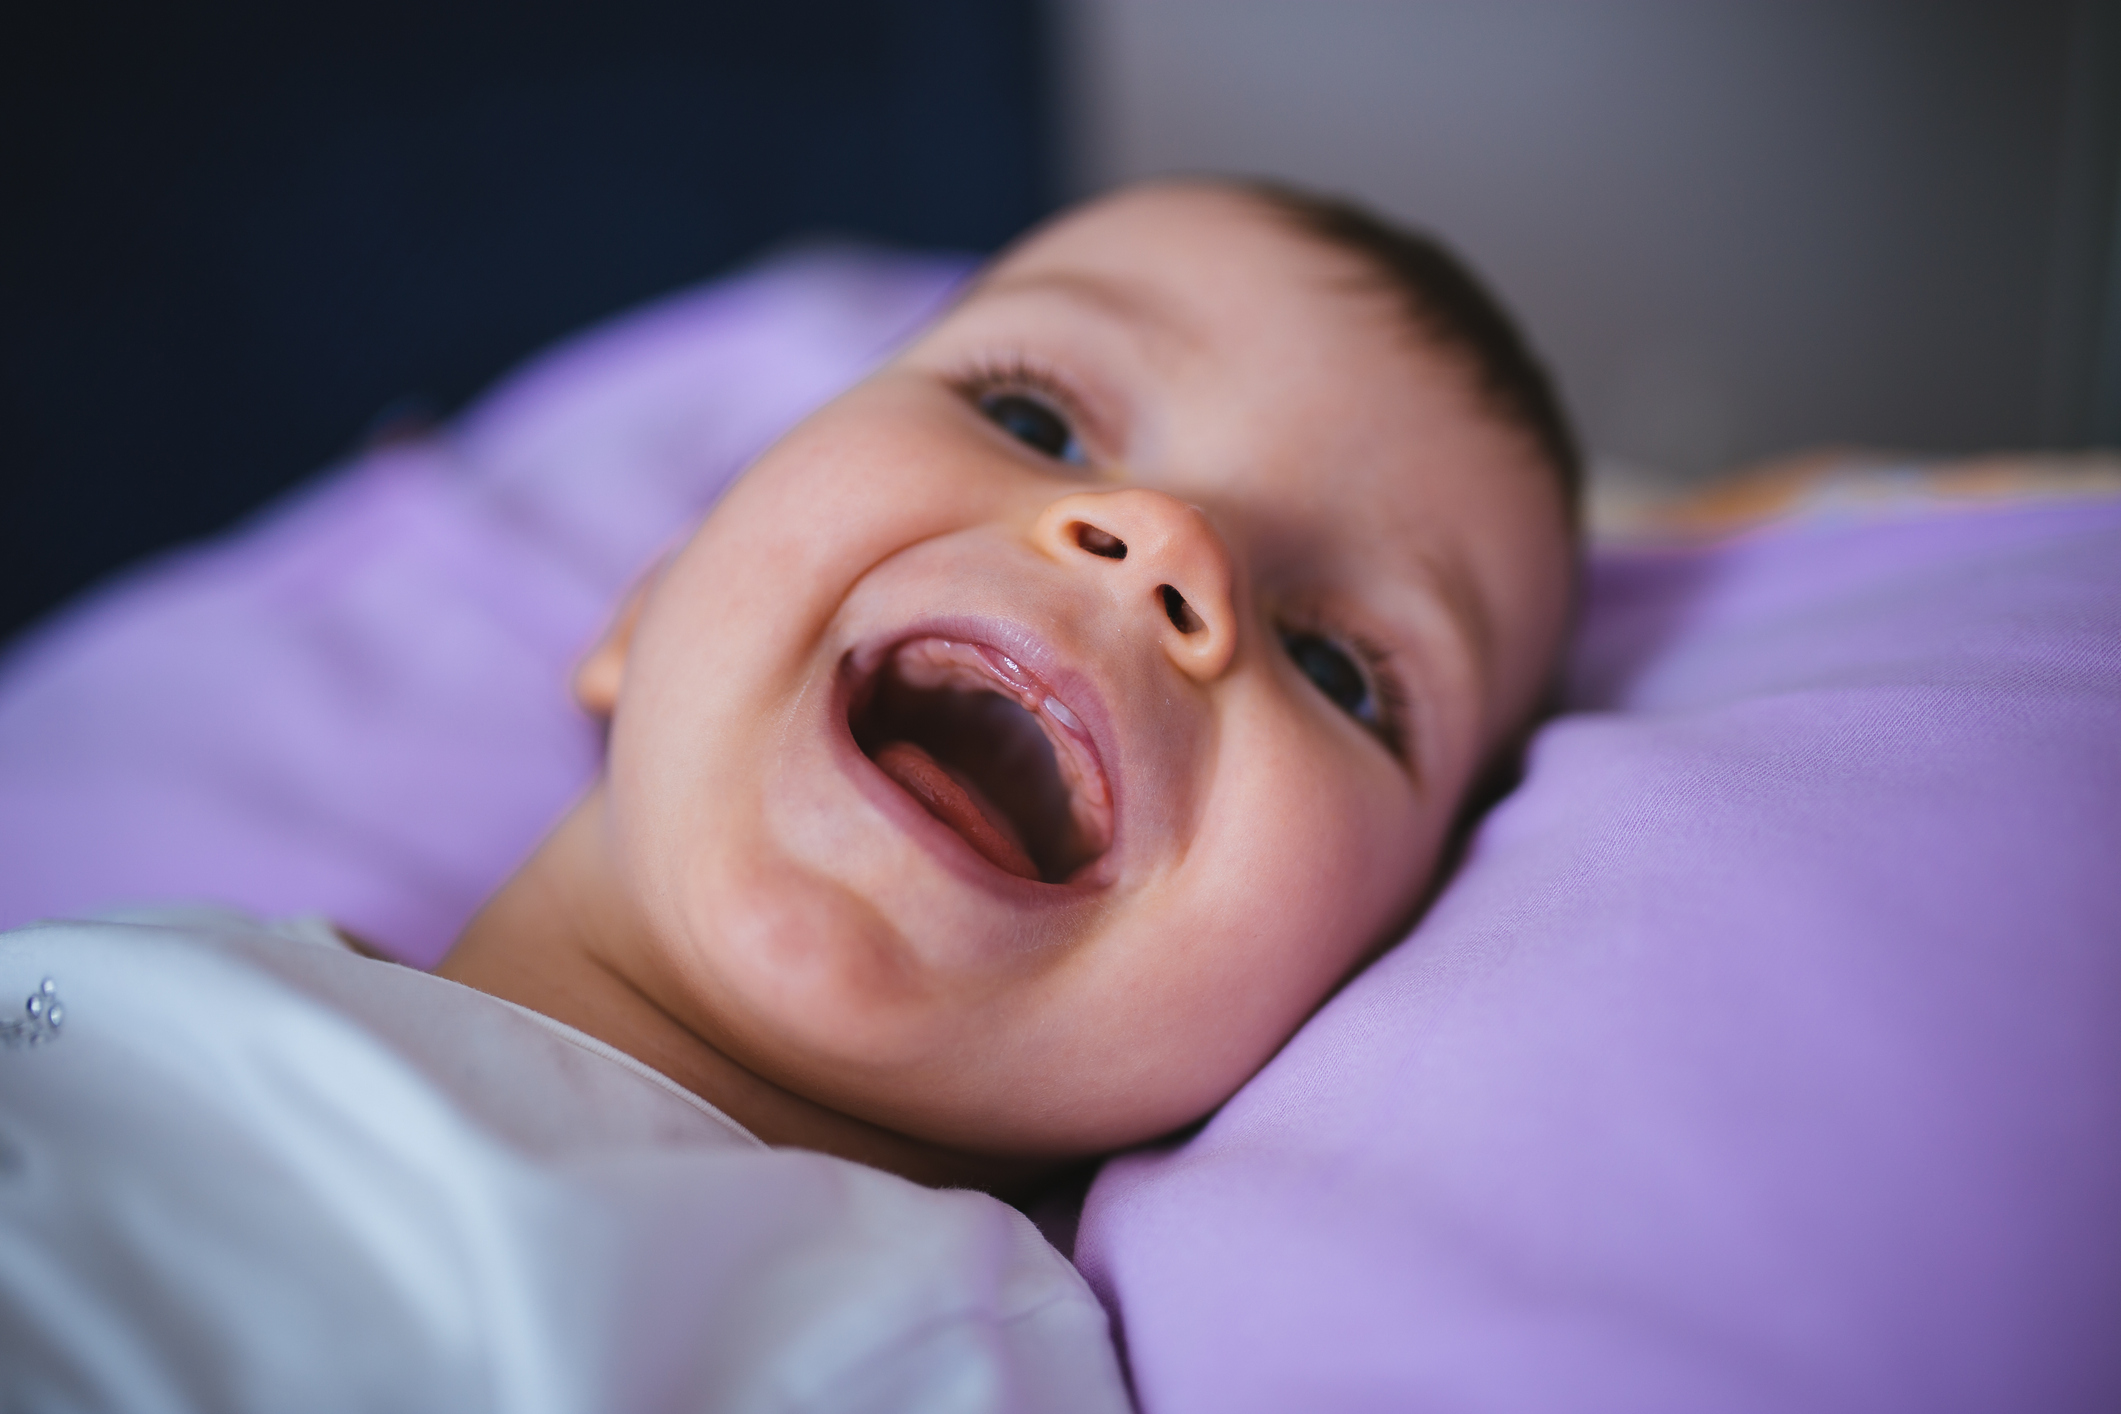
0, 909, 1129, 1413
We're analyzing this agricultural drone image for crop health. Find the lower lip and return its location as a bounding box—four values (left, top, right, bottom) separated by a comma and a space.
829, 655, 1114, 899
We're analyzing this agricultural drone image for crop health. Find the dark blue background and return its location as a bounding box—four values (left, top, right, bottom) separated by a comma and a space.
1, 0, 1055, 644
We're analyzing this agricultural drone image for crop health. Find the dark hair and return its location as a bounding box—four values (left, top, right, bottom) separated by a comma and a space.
1242, 180, 1583, 525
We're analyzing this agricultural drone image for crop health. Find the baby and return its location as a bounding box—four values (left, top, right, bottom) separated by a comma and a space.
440, 178, 1578, 1193
0, 178, 1576, 1410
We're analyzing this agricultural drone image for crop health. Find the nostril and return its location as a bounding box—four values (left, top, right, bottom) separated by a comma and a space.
1161, 585, 1203, 634
1074, 523, 1127, 559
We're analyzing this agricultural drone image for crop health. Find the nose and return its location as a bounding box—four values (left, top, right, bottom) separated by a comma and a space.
1032, 489, 1238, 683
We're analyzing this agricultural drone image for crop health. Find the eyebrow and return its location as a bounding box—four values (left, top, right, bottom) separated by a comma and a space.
967, 267, 1203, 353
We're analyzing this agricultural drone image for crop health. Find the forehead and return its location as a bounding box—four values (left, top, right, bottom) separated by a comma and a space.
976, 184, 1406, 389
956, 186, 1517, 515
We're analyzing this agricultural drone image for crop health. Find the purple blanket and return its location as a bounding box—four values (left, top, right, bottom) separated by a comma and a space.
2, 249, 2114, 1410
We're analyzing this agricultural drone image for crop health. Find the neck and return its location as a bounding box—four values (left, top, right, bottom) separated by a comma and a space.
434, 787, 1053, 1197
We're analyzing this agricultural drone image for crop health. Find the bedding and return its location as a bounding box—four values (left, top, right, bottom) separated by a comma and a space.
1, 249, 2115, 1410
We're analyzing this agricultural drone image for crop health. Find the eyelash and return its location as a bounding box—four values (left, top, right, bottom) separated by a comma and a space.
947, 354, 1096, 462
1351, 632, 1414, 760
1287, 621, 1416, 764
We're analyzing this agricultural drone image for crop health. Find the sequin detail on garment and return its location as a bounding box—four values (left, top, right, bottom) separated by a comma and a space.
2, 979, 63, 1048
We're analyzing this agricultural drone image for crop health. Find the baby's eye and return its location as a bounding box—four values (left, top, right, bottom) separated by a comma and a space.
979, 391, 1085, 465
1282, 630, 1379, 728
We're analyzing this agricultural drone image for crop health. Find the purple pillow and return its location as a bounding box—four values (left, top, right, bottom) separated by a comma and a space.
0, 246, 971, 966
1076, 496, 2121, 1412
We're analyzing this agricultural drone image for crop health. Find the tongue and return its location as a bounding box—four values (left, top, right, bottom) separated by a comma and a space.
874, 741, 1040, 881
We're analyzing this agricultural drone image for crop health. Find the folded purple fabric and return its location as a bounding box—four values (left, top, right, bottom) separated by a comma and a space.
1076, 499, 2121, 1412
0, 247, 971, 966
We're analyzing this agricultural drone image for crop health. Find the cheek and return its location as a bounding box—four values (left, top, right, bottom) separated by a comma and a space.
608, 394, 1001, 904
1076, 692, 1436, 1129
696, 384, 1008, 601
1209, 714, 1427, 992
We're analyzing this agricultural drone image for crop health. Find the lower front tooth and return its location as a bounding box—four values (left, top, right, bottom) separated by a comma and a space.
1042, 696, 1082, 732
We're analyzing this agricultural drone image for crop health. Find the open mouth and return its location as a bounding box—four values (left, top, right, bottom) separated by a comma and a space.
848, 638, 1113, 884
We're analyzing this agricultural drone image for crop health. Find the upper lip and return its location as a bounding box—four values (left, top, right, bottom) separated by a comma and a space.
840, 616, 1123, 886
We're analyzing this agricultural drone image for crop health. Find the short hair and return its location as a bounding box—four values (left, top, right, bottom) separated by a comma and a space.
1241, 180, 1583, 526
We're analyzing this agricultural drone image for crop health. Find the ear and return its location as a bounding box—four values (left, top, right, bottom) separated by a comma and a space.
573, 568, 658, 720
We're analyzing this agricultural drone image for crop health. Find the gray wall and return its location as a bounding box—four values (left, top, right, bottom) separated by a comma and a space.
1056, 1, 2121, 484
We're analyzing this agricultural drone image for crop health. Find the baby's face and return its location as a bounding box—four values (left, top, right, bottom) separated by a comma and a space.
594, 184, 1570, 1161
